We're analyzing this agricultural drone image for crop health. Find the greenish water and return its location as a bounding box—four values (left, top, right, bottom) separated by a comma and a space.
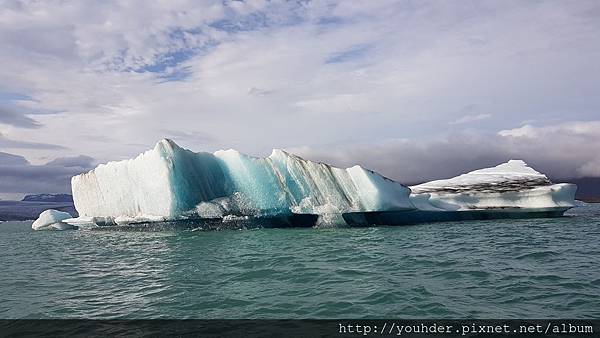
1, 204, 599, 319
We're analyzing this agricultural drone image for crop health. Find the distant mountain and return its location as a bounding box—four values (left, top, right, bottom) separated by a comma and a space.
1, 194, 76, 221
22, 194, 74, 203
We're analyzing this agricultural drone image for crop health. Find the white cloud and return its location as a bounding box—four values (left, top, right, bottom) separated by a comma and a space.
499, 121, 600, 138
579, 159, 600, 177
498, 121, 600, 177
451, 113, 492, 125
498, 124, 538, 138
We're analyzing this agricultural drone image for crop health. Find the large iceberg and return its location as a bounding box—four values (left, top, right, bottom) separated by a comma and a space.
63, 139, 576, 228
70, 139, 412, 226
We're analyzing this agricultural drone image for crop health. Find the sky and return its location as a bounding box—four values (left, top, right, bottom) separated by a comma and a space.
0, 0, 599, 199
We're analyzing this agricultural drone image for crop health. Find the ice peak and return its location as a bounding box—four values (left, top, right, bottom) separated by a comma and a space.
477, 159, 544, 177
269, 148, 303, 161
155, 138, 180, 152
270, 148, 288, 157
213, 149, 243, 160
157, 138, 175, 146
411, 159, 551, 194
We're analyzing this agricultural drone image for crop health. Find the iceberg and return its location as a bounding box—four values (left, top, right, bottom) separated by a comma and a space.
409, 160, 576, 211
64, 139, 576, 228
70, 139, 413, 227
32, 209, 76, 230
343, 160, 577, 226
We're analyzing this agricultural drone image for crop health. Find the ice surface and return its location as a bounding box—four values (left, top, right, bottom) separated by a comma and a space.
412, 160, 549, 192
410, 160, 577, 211
32, 209, 75, 230
71, 139, 413, 222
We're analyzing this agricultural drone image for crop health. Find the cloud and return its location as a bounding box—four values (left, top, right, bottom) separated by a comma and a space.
0, 152, 94, 195
325, 44, 371, 64
289, 120, 600, 183
451, 113, 492, 125
498, 121, 600, 138
579, 159, 600, 177
0, 132, 65, 149
45, 155, 94, 168
498, 121, 600, 177
0, 103, 42, 128
0, 0, 597, 179
247, 87, 274, 97
0, 151, 28, 165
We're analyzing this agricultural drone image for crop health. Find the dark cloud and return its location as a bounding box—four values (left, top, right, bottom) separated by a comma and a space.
0, 103, 42, 128
0, 151, 28, 165
291, 136, 510, 184
0, 152, 94, 194
291, 121, 600, 184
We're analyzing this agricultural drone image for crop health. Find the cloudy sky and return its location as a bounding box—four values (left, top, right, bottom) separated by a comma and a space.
0, 0, 599, 199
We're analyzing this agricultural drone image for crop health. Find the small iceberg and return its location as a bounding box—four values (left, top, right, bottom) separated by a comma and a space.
32, 209, 77, 230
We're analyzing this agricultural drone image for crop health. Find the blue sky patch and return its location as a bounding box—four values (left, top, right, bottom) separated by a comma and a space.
325, 44, 371, 64
0, 91, 33, 102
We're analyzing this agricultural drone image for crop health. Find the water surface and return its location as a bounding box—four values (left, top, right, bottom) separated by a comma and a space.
1, 204, 599, 318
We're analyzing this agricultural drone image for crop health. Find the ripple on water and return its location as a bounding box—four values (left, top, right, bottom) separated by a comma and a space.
0, 205, 600, 318
514, 250, 560, 260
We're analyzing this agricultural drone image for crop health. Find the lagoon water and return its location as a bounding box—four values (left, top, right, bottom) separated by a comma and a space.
1, 204, 599, 319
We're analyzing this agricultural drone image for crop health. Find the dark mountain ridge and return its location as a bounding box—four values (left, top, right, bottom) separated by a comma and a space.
22, 194, 73, 203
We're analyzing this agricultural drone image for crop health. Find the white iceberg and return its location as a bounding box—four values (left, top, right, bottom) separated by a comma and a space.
70, 139, 413, 225
32, 209, 75, 230
343, 160, 577, 226
409, 160, 576, 212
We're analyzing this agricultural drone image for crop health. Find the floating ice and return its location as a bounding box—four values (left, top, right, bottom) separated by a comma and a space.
32, 209, 75, 230
70, 139, 413, 223
409, 160, 577, 212
342, 160, 577, 226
